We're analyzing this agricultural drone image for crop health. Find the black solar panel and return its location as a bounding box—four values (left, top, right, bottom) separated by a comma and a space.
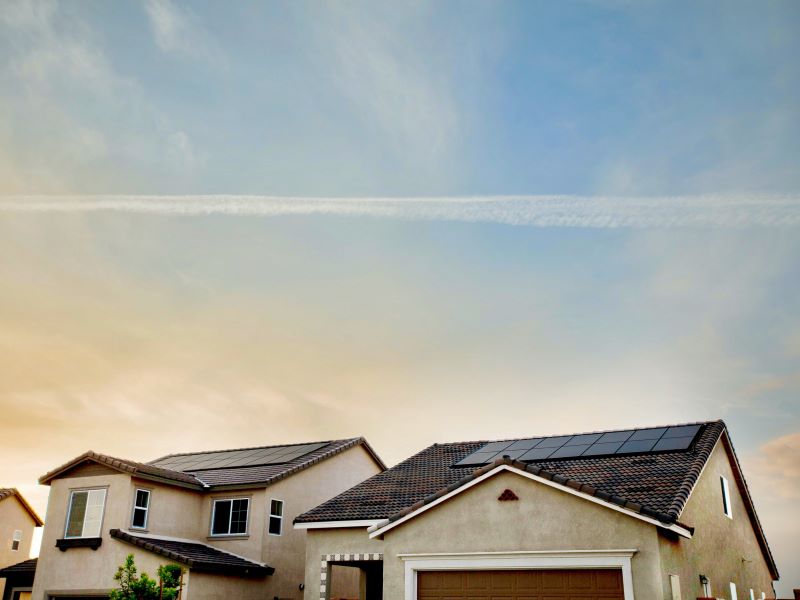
153, 442, 329, 471
452, 424, 704, 467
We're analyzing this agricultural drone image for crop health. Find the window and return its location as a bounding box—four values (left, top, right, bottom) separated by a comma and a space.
131, 489, 151, 530
11, 530, 22, 551
730, 582, 738, 600
749, 589, 755, 600
721, 475, 733, 518
65, 488, 106, 538
211, 498, 249, 536
268, 499, 283, 536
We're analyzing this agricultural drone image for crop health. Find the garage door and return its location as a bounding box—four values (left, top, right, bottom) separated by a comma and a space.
417, 569, 624, 600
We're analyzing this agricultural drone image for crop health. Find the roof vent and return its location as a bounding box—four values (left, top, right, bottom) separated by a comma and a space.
498, 489, 519, 501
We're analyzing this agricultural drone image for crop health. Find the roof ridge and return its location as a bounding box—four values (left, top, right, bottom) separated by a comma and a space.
665, 420, 725, 519
436, 419, 721, 447
148, 437, 358, 464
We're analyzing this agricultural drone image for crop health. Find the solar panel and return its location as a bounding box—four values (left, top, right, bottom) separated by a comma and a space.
652, 436, 695, 452
536, 435, 573, 448
452, 424, 705, 467
519, 447, 556, 460
453, 452, 499, 467
506, 438, 542, 451
662, 425, 701, 439
549, 444, 591, 459
565, 433, 602, 446
581, 441, 623, 456
617, 439, 657, 454
152, 442, 329, 471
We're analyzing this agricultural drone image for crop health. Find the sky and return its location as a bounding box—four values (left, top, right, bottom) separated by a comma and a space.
0, 0, 799, 595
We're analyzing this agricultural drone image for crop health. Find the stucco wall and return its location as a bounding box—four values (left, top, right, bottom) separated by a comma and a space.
658, 440, 776, 600
0, 496, 36, 566
304, 469, 666, 600
31, 443, 381, 600
0, 495, 38, 599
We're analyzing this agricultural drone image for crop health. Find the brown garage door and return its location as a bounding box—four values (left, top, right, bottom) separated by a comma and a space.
418, 569, 624, 600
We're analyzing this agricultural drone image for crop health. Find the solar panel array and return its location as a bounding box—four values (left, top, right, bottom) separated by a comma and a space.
453, 425, 703, 467
151, 442, 329, 472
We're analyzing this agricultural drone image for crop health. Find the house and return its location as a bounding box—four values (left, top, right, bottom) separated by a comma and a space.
0, 488, 43, 600
32, 438, 385, 600
295, 420, 778, 600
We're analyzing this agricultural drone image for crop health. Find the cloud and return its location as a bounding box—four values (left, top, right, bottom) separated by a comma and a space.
306, 3, 459, 165
0, 0, 201, 193
1, 194, 799, 228
749, 432, 800, 500
143, 0, 225, 66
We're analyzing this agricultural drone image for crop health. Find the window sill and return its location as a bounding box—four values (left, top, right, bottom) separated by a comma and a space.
56, 537, 103, 551
207, 534, 249, 541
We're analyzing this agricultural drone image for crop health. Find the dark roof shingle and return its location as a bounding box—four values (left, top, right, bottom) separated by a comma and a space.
0, 558, 37, 577
110, 530, 272, 577
296, 421, 724, 524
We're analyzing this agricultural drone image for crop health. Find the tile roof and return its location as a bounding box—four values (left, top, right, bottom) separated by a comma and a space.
296, 421, 725, 525
110, 530, 273, 577
39, 438, 384, 491
0, 558, 37, 577
38, 451, 205, 487
149, 437, 384, 487
0, 488, 44, 526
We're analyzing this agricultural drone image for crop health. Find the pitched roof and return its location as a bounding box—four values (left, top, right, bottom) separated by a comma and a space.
38, 451, 206, 488
296, 420, 777, 579
110, 530, 272, 577
296, 421, 724, 524
39, 438, 384, 490
0, 488, 44, 526
148, 437, 384, 487
0, 558, 37, 577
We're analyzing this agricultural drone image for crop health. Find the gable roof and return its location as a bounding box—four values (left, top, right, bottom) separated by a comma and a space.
295, 420, 777, 578
0, 557, 37, 577
40, 437, 384, 490
38, 451, 206, 488
0, 488, 44, 526
110, 529, 272, 577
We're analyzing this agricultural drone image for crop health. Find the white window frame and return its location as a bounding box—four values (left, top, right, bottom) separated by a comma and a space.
749, 588, 755, 600
11, 530, 22, 551
210, 497, 250, 537
64, 488, 107, 539
730, 582, 738, 600
130, 488, 151, 530
702, 577, 712, 597
721, 475, 733, 519
268, 498, 283, 536
399, 550, 637, 600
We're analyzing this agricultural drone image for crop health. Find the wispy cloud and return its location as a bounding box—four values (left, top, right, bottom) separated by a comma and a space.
143, 0, 224, 66
1, 194, 799, 228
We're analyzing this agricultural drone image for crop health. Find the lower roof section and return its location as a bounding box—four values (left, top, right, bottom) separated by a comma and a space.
109, 529, 273, 577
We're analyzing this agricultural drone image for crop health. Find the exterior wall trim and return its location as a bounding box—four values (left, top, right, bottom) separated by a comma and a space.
400, 550, 637, 600
368, 464, 692, 540
295, 519, 382, 529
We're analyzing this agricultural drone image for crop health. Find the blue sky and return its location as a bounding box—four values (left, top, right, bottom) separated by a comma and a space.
1, 0, 799, 593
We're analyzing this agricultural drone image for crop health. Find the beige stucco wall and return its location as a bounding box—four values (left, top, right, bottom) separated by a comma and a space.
304, 469, 666, 600
31, 443, 381, 600
0, 496, 36, 567
0, 495, 38, 599
658, 440, 776, 600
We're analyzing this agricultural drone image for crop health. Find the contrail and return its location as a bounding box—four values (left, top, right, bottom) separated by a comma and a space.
1, 194, 799, 228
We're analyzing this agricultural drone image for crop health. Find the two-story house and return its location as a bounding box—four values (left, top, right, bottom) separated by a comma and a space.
32, 438, 384, 600
296, 420, 778, 600
0, 488, 43, 600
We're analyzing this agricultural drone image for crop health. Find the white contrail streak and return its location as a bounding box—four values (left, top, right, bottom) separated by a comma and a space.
1, 194, 799, 228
